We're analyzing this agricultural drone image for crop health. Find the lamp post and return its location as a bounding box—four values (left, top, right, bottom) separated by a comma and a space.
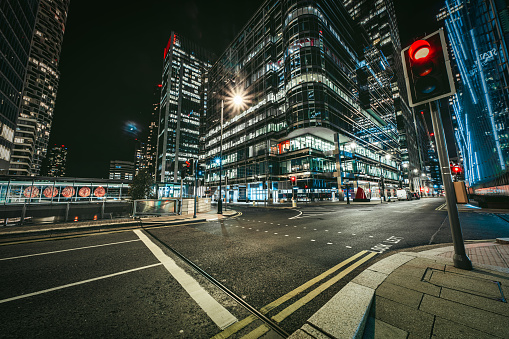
218, 100, 224, 214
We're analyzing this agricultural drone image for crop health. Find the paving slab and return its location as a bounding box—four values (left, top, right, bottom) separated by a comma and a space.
351, 269, 388, 290
367, 253, 416, 275
362, 316, 408, 339
368, 296, 434, 338
432, 316, 499, 339
426, 269, 503, 299
419, 294, 509, 337
307, 282, 374, 339
375, 281, 424, 308
440, 287, 509, 316
384, 267, 441, 296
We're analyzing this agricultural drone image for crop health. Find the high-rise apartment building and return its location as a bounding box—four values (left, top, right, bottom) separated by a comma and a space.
156, 32, 214, 184
9, 0, 70, 176
0, 1, 39, 174
204, 0, 401, 203
43, 143, 67, 177
342, 0, 430, 191
438, 0, 509, 188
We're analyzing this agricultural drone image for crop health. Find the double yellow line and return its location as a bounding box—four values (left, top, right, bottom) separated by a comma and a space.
212, 250, 377, 339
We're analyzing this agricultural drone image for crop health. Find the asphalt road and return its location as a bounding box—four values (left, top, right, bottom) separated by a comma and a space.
0, 198, 508, 338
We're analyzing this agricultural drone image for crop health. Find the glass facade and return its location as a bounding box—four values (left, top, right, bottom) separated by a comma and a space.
0, 0, 39, 174
9, 0, 70, 176
157, 32, 214, 183
439, 0, 509, 188
204, 0, 400, 203
342, 0, 431, 192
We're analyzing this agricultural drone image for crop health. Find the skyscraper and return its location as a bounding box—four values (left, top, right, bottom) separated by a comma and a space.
438, 0, 509, 188
136, 84, 161, 178
9, 0, 70, 176
0, 1, 39, 174
342, 0, 431, 192
204, 0, 400, 203
43, 143, 67, 177
156, 32, 214, 184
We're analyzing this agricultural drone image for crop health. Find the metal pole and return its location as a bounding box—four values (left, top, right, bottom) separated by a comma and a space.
179, 178, 183, 215
218, 99, 223, 214
194, 160, 197, 218
429, 101, 472, 270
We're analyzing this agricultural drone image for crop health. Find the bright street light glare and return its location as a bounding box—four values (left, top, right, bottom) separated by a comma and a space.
233, 95, 243, 106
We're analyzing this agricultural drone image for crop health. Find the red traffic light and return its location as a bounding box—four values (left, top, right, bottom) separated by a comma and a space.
401, 29, 455, 107
453, 166, 461, 173
290, 176, 296, 182
409, 40, 431, 62
305, 185, 308, 189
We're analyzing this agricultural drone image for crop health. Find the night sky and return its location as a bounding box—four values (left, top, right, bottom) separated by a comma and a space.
50, 0, 443, 179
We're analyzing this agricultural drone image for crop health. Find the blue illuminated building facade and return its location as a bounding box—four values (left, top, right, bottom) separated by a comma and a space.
204, 0, 401, 203
438, 0, 509, 188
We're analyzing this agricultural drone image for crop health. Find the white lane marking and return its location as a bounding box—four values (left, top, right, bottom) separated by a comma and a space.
134, 230, 237, 329
311, 240, 316, 242
327, 242, 333, 245
0, 239, 141, 261
346, 246, 352, 248
297, 237, 301, 239
285, 235, 289, 237
274, 233, 278, 235
288, 211, 303, 220
0, 263, 162, 304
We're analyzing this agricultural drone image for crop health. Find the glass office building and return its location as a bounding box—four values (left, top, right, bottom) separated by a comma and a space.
0, 1, 39, 174
156, 32, 214, 184
204, 0, 400, 203
342, 0, 432, 192
438, 0, 509, 188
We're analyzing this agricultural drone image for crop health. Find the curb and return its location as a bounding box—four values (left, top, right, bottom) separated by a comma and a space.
0, 218, 207, 242
291, 242, 509, 338
289, 252, 417, 339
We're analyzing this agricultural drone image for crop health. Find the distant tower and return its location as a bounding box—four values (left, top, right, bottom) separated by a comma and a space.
135, 84, 161, 177
0, 1, 39, 174
44, 144, 67, 177
9, 0, 70, 176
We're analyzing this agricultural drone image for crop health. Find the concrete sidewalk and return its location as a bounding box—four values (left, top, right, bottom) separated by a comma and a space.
292, 239, 509, 338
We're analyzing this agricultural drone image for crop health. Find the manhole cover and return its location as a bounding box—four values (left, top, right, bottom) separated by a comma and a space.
422, 268, 506, 302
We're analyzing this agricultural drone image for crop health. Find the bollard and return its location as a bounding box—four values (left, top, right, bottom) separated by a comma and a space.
292, 200, 297, 208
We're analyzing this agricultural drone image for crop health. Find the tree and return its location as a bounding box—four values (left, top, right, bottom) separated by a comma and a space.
129, 169, 155, 200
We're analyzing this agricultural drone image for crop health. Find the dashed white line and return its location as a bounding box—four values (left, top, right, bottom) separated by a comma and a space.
346, 246, 352, 248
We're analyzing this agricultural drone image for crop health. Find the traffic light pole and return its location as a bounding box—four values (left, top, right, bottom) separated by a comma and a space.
429, 101, 472, 270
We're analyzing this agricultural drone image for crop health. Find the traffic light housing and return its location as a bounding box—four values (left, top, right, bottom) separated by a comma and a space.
401, 29, 455, 107
179, 159, 194, 177
290, 176, 296, 185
